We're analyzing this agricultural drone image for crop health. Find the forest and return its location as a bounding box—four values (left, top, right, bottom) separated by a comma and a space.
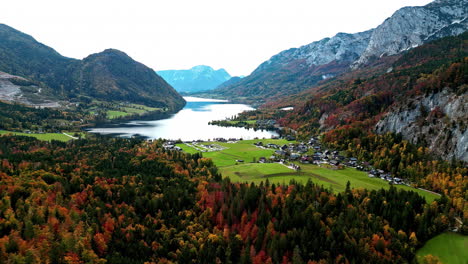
0, 101, 88, 132
0, 135, 461, 263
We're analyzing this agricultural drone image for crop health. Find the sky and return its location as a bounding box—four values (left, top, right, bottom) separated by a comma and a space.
1, 0, 433, 76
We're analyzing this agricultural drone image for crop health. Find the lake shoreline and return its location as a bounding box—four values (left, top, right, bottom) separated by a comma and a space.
87, 97, 279, 141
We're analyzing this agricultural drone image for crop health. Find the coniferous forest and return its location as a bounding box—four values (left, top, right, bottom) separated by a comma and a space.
0, 135, 461, 263
0, 1, 467, 263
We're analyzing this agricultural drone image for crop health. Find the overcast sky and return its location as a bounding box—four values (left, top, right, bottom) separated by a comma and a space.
2, 0, 433, 76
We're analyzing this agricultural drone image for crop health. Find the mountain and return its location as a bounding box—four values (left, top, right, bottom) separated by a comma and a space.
216, 76, 243, 90
376, 88, 467, 162
212, 0, 467, 103
75, 49, 185, 110
272, 32, 467, 161
0, 24, 185, 111
157, 65, 231, 93
353, 0, 468, 67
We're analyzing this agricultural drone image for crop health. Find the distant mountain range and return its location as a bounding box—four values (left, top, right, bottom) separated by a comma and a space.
211, 0, 467, 103
157, 65, 231, 93
0, 24, 185, 111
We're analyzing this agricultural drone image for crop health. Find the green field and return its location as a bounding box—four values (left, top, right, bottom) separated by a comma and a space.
87, 100, 161, 119
177, 139, 440, 202
226, 120, 257, 125
107, 110, 130, 119
0, 130, 83, 142
177, 139, 292, 167
220, 163, 439, 201
416, 232, 468, 264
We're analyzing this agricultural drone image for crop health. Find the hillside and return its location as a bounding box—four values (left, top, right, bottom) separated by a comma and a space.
210, 0, 467, 103
76, 49, 185, 110
269, 33, 467, 162
0, 24, 185, 111
157, 65, 231, 93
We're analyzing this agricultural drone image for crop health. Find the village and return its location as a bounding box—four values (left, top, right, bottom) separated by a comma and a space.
163, 135, 408, 186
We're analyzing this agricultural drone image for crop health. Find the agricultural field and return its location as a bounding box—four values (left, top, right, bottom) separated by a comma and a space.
416, 232, 468, 264
220, 163, 439, 202
177, 139, 440, 202
0, 130, 84, 142
177, 139, 292, 167
87, 100, 161, 119
226, 120, 257, 124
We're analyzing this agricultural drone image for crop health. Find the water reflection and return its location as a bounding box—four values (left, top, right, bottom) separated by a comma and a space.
88, 97, 278, 141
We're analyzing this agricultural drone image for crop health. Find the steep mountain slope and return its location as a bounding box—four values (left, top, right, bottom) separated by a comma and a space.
274, 33, 467, 161
376, 89, 467, 162
216, 76, 243, 90
354, 0, 468, 67
157, 65, 231, 93
75, 49, 185, 110
212, 30, 373, 102
0, 24, 76, 99
213, 0, 467, 103
0, 24, 185, 111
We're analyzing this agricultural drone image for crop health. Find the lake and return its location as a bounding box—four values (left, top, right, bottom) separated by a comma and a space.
87, 97, 279, 141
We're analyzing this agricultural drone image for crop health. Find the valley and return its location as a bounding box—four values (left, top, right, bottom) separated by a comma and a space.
176, 139, 440, 202
0, 0, 466, 263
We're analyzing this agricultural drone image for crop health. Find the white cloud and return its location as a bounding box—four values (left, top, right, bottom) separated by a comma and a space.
1, 0, 433, 76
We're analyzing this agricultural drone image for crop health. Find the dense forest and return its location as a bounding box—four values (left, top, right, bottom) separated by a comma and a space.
0, 101, 88, 132
0, 135, 460, 263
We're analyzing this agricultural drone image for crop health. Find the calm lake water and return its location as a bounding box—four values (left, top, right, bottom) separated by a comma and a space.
88, 97, 279, 141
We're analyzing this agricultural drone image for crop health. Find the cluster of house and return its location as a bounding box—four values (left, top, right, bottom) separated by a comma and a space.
367, 169, 404, 184
254, 141, 308, 162
253, 137, 406, 185
213, 138, 239, 143
162, 141, 182, 151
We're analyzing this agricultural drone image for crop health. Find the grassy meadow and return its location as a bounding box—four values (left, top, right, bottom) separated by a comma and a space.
416, 232, 468, 264
0, 130, 84, 142
177, 139, 440, 202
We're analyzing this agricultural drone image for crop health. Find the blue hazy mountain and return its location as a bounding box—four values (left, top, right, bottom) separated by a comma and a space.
157, 65, 231, 93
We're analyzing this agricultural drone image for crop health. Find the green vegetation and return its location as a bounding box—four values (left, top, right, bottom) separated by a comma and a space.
0, 135, 453, 263
0, 24, 185, 111
416, 232, 468, 264
86, 100, 162, 120
0, 130, 84, 142
220, 163, 439, 202
106, 110, 129, 119
226, 120, 257, 124
177, 139, 291, 167
177, 139, 440, 202
0, 101, 88, 132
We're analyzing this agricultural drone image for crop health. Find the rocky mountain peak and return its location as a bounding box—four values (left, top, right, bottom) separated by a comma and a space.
257, 30, 373, 73
353, 0, 468, 67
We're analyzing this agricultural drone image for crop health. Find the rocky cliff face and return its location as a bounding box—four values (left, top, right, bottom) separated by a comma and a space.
354, 0, 468, 67
258, 30, 373, 72
376, 89, 468, 162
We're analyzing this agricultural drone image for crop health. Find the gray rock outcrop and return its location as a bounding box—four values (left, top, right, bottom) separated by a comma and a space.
354, 0, 468, 67
376, 89, 468, 162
